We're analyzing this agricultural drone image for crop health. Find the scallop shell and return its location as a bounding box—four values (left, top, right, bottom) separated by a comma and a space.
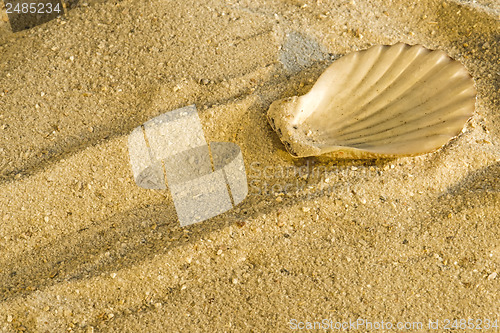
267, 43, 476, 158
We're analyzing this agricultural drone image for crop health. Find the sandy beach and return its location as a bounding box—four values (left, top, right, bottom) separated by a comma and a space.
0, 0, 499, 331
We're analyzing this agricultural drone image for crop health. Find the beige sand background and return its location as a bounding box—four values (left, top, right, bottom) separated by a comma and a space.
0, 0, 499, 331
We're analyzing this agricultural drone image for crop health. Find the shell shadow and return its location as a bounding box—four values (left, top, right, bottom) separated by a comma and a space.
433, 161, 500, 219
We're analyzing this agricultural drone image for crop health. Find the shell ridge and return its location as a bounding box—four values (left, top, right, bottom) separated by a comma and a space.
336, 113, 471, 147
322, 44, 416, 129
324, 46, 437, 132
319, 46, 385, 122
302, 52, 361, 123
324, 45, 406, 128
340, 115, 470, 148
326, 53, 455, 137
328, 65, 473, 140
330, 94, 474, 145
